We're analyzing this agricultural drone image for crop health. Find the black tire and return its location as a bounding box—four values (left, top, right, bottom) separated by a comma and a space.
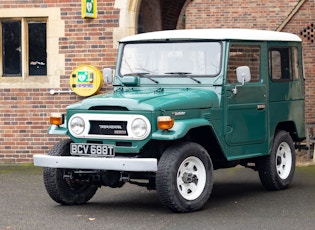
43, 139, 98, 205
257, 130, 296, 191
156, 142, 213, 212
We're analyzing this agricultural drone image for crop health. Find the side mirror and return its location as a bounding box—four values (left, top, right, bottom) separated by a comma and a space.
236, 66, 251, 84
102, 68, 113, 84
232, 66, 251, 94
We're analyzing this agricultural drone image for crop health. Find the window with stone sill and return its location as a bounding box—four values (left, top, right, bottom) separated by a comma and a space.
1, 19, 47, 78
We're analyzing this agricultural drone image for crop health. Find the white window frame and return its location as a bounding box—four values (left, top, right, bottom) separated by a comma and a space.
0, 8, 65, 89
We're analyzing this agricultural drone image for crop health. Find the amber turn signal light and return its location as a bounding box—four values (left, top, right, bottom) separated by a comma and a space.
157, 116, 174, 130
50, 113, 64, 126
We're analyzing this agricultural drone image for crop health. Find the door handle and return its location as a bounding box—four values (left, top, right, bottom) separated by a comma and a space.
257, 104, 265, 110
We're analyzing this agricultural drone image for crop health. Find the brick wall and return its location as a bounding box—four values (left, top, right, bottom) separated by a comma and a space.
185, 0, 300, 30
0, 0, 118, 163
0, 0, 314, 163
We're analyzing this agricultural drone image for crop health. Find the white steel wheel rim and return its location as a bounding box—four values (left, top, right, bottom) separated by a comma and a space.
176, 156, 207, 200
276, 142, 292, 180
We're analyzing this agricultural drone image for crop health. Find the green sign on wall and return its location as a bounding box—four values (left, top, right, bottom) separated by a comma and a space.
82, 0, 97, 18
77, 71, 89, 83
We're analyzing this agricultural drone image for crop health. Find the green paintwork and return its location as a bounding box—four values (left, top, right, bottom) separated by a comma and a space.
49, 36, 305, 162
62, 88, 220, 153
48, 123, 68, 135
66, 88, 220, 111
152, 118, 211, 140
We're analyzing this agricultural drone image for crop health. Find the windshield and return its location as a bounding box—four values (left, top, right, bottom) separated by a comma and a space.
119, 42, 222, 77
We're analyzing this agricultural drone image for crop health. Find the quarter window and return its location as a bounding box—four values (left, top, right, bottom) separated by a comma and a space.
269, 47, 299, 80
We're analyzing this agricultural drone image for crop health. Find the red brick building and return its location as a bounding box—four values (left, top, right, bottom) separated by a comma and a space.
0, 0, 314, 163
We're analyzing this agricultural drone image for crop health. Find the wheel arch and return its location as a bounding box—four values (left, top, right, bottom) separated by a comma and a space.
183, 125, 227, 169
151, 120, 229, 169
274, 121, 301, 142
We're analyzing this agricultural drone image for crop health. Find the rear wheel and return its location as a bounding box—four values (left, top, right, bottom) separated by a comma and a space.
43, 139, 98, 205
156, 142, 213, 212
257, 130, 295, 190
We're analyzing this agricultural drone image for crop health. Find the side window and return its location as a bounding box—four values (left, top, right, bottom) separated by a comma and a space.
1, 19, 47, 77
269, 47, 299, 81
227, 44, 260, 83
28, 22, 47, 76
2, 21, 21, 75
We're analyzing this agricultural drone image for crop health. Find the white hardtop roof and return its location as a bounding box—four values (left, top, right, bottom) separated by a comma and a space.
120, 29, 302, 43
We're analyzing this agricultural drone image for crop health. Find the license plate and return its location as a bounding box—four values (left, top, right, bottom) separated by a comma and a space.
70, 143, 115, 157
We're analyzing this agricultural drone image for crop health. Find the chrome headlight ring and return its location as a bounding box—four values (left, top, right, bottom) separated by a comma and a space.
131, 118, 148, 138
69, 116, 86, 136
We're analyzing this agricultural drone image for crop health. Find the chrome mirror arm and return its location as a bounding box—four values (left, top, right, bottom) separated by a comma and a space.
232, 77, 245, 95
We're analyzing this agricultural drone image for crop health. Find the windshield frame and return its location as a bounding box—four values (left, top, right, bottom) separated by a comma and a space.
117, 41, 223, 81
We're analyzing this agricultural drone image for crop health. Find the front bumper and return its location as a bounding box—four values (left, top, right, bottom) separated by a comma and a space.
33, 154, 157, 172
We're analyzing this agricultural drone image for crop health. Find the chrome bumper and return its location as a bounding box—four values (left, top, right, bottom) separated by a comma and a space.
33, 154, 158, 172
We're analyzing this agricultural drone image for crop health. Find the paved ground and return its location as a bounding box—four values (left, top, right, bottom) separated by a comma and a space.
0, 164, 314, 230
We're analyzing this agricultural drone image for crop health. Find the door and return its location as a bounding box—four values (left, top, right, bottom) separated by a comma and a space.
224, 43, 268, 159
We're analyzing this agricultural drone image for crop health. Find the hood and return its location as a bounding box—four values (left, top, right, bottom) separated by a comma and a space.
67, 88, 220, 111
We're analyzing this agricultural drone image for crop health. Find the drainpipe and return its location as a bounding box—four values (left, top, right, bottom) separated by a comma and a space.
276, 0, 306, 31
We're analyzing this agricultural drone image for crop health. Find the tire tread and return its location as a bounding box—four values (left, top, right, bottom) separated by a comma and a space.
156, 142, 213, 212
43, 139, 98, 205
257, 130, 295, 191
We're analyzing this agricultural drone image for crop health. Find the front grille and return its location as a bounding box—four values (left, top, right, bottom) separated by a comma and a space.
89, 120, 128, 136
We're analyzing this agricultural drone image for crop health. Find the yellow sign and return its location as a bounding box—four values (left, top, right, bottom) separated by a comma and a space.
82, 0, 97, 18
70, 65, 103, 97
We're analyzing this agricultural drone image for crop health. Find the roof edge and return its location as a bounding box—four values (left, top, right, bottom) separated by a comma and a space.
120, 29, 302, 43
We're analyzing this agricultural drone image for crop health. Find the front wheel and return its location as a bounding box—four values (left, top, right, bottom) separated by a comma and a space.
43, 139, 98, 205
156, 142, 213, 212
257, 130, 296, 191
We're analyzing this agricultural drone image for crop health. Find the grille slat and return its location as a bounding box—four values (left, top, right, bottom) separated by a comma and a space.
89, 121, 128, 136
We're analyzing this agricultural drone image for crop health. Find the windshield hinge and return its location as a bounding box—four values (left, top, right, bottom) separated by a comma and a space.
154, 88, 164, 93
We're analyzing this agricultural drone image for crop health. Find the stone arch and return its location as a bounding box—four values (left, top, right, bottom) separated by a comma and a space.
113, 0, 190, 46
113, 0, 142, 48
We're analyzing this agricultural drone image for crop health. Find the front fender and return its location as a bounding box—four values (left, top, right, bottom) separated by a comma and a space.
151, 118, 211, 140
48, 124, 68, 135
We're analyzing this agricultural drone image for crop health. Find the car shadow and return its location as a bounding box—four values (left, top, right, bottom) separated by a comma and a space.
49, 167, 309, 214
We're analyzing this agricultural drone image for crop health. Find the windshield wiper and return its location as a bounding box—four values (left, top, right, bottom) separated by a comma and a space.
123, 72, 150, 76
164, 72, 201, 84
123, 72, 159, 84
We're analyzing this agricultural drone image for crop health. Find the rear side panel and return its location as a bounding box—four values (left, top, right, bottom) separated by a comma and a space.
267, 42, 305, 141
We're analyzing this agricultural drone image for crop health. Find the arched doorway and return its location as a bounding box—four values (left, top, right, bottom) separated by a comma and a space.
138, 0, 189, 33
113, 0, 189, 45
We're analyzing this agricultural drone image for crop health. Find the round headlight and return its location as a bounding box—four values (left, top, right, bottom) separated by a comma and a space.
69, 116, 85, 135
131, 118, 148, 137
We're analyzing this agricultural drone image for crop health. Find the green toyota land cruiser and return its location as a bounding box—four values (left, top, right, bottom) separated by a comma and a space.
34, 29, 305, 212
